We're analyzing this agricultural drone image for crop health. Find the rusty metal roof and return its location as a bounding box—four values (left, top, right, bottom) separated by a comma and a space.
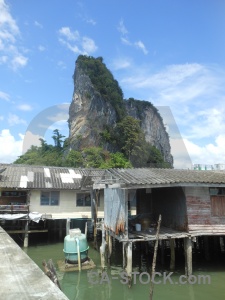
107, 168, 225, 187
0, 164, 108, 190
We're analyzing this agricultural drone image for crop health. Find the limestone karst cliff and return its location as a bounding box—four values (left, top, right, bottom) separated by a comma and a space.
68, 55, 173, 167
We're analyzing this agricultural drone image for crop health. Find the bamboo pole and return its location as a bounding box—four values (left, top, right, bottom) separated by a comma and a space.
149, 214, 162, 300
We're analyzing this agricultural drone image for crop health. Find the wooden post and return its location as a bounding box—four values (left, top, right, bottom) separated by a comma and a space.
23, 220, 29, 248
203, 236, 210, 262
125, 242, 133, 288
91, 189, 99, 250
184, 237, 192, 276
108, 234, 112, 264
149, 214, 162, 300
66, 218, 71, 236
122, 242, 126, 269
170, 238, 175, 271
160, 240, 165, 266
59, 219, 63, 240
100, 221, 106, 271
85, 221, 88, 238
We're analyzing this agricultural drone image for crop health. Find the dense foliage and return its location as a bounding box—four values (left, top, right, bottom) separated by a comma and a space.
14, 131, 132, 168
14, 127, 170, 168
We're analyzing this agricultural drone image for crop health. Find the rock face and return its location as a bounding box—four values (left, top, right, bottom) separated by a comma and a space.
68, 57, 173, 166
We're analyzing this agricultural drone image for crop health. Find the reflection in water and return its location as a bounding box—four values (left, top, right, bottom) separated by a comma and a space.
24, 238, 225, 300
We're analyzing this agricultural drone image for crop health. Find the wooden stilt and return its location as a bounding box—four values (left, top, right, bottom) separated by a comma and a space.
160, 240, 165, 267
108, 233, 112, 264
100, 221, 106, 271
149, 214, 162, 300
66, 218, 71, 236
85, 221, 88, 238
125, 242, 132, 288
184, 237, 192, 276
23, 220, 29, 248
170, 238, 175, 271
122, 242, 126, 269
59, 220, 63, 240
203, 236, 210, 262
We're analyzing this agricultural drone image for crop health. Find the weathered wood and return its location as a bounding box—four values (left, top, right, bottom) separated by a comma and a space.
7, 229, 48, 234
149, 214, 162, 300
160, 240, 165, 266
184, 237, 192, 276
170, 238, 175, 271
203, 236, 211, 261
42, 259, 61, 290
125, 242, 132, 288
108, 234, 112, 264
23, 220, 29, 248
100, 221, 106, 271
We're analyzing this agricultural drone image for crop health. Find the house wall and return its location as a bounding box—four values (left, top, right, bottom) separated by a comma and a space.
29, 189, 104, 219
0, 189, 27, 205
185, 186, 225, 234
152, 187, 187, 231
104, 188, 127, 235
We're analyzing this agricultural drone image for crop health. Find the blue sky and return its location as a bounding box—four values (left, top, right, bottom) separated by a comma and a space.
0, 0, 225, 168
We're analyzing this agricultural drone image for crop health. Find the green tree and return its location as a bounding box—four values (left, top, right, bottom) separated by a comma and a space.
52, 129, 65, 149
116, 116, 142, 160
65, 150, 84, 167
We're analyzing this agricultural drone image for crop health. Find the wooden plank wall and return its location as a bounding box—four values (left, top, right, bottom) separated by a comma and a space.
185, 186, 225, 234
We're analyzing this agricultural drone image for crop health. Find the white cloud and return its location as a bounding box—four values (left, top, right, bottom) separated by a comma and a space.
112, 57, 131, 70
59, 27, 79, 41
0, 90, 10, 101
8, 113, 27, 126
86, 18, 96, 25
11, 54, 28, 71
82, 37, 98, 53
118, 19, 128, 35
0, 115, 4, 121
17, 104, 33, 111
134, 41, 148, 55
117, 19, 148, 54
34, 20, 43, 29
57, 60, 66, 69
0, 129, 23, 163
38, 45, 45, 51
58, 26, 97, 55
184, 135, 225, 166
0, 0, 28, 70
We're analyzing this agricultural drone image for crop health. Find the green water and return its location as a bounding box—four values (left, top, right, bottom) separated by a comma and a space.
24, 241, 225, 300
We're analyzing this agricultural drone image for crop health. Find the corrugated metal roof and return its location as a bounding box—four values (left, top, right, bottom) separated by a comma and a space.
0, 164, 107, 190
1, 164, 225, 190
107, 168, 225, 186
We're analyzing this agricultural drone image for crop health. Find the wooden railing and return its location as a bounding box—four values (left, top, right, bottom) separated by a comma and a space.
0, 204, 29, 213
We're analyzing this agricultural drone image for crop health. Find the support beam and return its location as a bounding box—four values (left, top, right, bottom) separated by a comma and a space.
125, 242, 132, 288
23, 220, 29, 248
100, 221, 106, 271
160, 240, 165, 266
108, 232, 112, 264
170, 238, 175, 271
66, 218, 71, 236
203, 236, 210, 262
184, 237, 192, 276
